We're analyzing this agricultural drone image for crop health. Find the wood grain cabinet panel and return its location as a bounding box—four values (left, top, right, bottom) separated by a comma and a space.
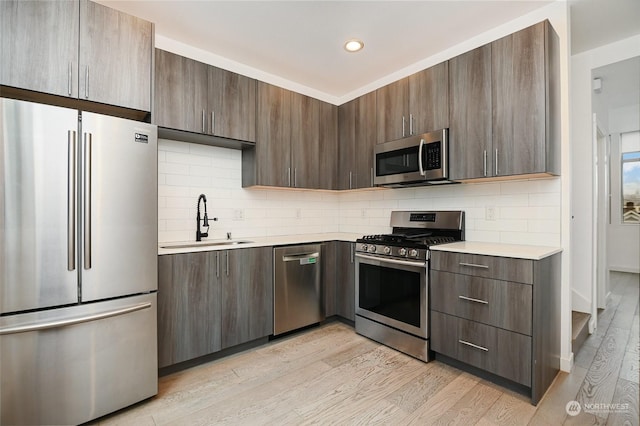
1, 0, 152, 112
431, 270, 532, 335
491, 20, 560, 177
431, 251, 533, 284
154, 49, 208, 133
1, 0, 79, 98
409, 61, 449, 136
448, 44, 492, 180
221, 247, 273, 349
430, 250, 561, 405
338, 92, 376, 189
245, 83, 337, 190
158, 252, 221, 368
207, 66, 256, 142
79, 0, 152, 112
431, 311, 532, 387
376, 62, 448, 144
244, 81, 292, 187
322, 241, 355, 321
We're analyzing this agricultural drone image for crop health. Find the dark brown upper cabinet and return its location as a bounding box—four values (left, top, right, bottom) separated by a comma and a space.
338, 91, 377, 190
376, 62, 448, 144
154, 49, 256, 142
448, 44, 493, 180
491, 20, 560, 178
1, 0, 152, 112
449, 20, 560, 180
244, 82, 337, 190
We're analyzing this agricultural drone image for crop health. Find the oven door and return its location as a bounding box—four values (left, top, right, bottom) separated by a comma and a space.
355, 253, 428, 338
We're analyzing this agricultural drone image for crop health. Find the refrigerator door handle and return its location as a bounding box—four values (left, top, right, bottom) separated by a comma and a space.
84, 133, 92, 269
68, 131, 77, 271
0, 302, 152, 335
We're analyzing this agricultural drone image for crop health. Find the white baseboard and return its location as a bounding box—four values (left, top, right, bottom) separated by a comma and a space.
560, 352, 574, 373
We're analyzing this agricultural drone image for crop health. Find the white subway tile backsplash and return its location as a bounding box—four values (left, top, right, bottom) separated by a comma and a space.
157, 139, 562, 247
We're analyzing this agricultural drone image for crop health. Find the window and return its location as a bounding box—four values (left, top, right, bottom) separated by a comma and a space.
622, 148, 640, 224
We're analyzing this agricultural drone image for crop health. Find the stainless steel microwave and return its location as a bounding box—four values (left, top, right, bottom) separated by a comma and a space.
374, 128, 449, 187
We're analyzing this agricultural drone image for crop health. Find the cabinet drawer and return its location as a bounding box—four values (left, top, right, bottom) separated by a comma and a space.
431, 271, 532, 335
431, 311, 531, 386
431, 252, 533, 284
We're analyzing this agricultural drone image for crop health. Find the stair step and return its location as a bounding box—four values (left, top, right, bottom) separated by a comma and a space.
572, 310, 591, 354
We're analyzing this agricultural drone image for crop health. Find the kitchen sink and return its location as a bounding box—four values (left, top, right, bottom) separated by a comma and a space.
160, 240, 254, 249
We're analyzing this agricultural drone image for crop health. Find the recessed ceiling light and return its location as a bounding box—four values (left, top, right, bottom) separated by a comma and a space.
344, 39, 364, 53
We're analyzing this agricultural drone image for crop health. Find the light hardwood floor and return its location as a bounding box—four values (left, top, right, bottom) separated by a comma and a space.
96, 272, 639, 426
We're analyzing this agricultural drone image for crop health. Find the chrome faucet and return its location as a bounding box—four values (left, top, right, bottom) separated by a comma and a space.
196, 194, 216, 241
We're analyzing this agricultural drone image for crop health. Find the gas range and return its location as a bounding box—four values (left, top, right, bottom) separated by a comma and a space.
355, 211, 465, 261
354, 210, 464, 362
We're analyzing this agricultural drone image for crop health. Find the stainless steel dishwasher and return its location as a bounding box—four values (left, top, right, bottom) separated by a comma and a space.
274, 244, 324, 335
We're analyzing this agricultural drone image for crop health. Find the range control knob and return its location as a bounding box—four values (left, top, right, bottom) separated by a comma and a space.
360, 244, 368, 252
399, 248, 407, 257
383, 246, 391, 255
368, 245, 377, 253
409, 249, 419, 258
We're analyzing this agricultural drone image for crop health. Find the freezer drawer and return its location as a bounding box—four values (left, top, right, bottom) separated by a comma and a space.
0, 293, 158, 425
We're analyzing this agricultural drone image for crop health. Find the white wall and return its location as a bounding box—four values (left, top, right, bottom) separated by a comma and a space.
570, 35, 640, 313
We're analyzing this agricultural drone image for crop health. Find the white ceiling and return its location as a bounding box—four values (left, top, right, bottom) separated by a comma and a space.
592, 56, 640, 111
98, 0, 640, 104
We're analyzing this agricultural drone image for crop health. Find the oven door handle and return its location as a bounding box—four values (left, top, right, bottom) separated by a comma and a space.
355, 253, 427, 268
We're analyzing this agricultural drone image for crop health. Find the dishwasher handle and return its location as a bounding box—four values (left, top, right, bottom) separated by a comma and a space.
282, 252, 320, 262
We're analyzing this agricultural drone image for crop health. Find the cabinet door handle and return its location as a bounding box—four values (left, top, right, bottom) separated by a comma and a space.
370, 167, 374, 187
459, 262, 489, 269
458, 295, 488, 305
84, 66, 89, 99
402, 115, 406, 137
409, 113, 414, 135
349, 171, 353, 190
483, 150, 487, 177
495, 149, 499, 175
350, 243, 354, 264
226, 251, 229, 276
287, 167, 291, 187
211, 111, 215, 135
294, 168, 297, 188
459, 340, 489, 352
216, 252, 220, 278
202, 110, 206, 133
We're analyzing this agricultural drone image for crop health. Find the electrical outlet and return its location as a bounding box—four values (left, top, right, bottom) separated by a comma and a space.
233, 209, 244, 221
485, 206, 496, 221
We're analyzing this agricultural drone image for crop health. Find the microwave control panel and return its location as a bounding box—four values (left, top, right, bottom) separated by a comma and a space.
424, 141, 441, 170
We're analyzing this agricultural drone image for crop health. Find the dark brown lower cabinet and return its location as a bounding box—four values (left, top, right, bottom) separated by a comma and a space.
221, 247, 273, 349
158, 252, 220, 368
158, 247, 273, 368
431, 311, 532, 386
430, 251, 561, 405
322, 241, 355, 321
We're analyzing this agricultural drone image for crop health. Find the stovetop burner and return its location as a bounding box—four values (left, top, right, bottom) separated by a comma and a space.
356, 210, 464, 261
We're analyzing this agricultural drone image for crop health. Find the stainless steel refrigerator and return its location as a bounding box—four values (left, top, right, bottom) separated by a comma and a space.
0, 98, 158, 425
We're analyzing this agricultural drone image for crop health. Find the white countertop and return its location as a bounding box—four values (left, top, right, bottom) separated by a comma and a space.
430, 241, 562, 260
158, 232, 361, 255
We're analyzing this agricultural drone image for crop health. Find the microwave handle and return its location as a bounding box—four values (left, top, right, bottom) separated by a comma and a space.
418, 138, 426, 176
